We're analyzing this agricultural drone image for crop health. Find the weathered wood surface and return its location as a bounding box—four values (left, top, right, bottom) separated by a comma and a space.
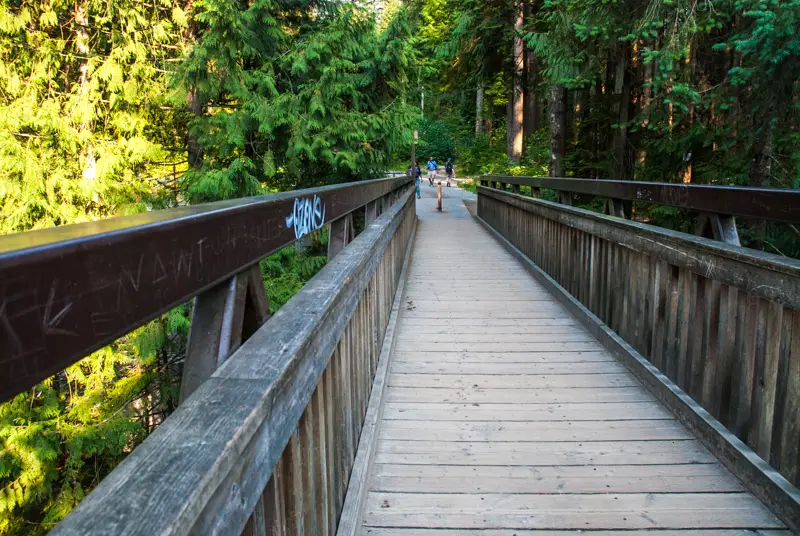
53, 185, 416, 536
0, 176, 413, 402
357, 209, 785, 534
478, 186, 800, 518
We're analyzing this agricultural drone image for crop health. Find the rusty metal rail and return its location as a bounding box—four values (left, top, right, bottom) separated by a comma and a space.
0, 176, 412, 402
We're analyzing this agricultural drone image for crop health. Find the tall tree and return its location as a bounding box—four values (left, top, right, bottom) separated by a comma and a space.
509, 0, 524, 161
549, 84, 567, 176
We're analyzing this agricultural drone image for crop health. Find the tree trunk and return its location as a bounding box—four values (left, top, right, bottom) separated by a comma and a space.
748, 115, 773, 249
612, 43, 632, 180
475, 81, 484, 134
509, 0, 524, 162
752, 122, 775, 163
523, 2, 540, 143
574, 86, 588, 146
185, 1, 203, 170
75, 1, 98, 185
549, 85, 567, 177
506, 95, 513, 154
187, 88, 203, 169
638, 38, 655, 168
524, 49, 540, 139
641, 42, 654, 129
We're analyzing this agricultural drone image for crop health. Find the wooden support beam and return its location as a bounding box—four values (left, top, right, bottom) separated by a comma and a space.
180, 264, 270, 403
328, 214, 354, 259
604, 198, 630, 219
179, 275, 248, 403
365, 200, 378, 225
696, 212, 741, 246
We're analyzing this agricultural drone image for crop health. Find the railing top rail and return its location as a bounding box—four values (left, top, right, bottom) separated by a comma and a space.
51, 187, 415, 536
0, 176, 412, 402
478, 186, 800, 300
481, 175, 800, 223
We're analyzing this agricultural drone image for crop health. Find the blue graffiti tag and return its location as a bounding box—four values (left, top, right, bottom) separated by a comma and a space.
286, 195, 326, 239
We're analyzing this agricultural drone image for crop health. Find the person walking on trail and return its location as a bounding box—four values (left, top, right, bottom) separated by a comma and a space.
426, 157, 437, 186
445, 158, 454, 187
413, 161, 421, 199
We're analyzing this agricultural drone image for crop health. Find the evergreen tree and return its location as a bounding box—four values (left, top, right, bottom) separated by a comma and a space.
0, 0, 420, 532
0, 0, 189, 233
177, 0, 419, 200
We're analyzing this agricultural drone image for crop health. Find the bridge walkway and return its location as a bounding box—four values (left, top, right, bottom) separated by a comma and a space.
356, 185, 786, 534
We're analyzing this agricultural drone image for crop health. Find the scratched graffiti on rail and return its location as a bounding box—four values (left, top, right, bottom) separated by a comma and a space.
286, 195, 326, 239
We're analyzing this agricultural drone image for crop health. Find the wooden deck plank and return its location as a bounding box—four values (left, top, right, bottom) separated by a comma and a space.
390, 360, 629, 374
363, 492, 783, 530
353, 201, 784, 534
399, 318, 576, 326
387, 372, 638, 388
396, 322, 582, 331
383, 401, 676, 421
385, 386, 655, 404
389, 351, 616, 363
374, 439, 718, 466
370, 463, 744, 493
363, 530, 790, 536
378, 419, 693, 442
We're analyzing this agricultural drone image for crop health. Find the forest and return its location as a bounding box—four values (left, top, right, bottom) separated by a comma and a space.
0, 0, 798, 531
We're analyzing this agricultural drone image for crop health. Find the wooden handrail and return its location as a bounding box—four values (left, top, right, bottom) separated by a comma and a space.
0, 176, 412, 402
50, 185, 416, 535
480, 175, 800, 224
477, 186, 800, 530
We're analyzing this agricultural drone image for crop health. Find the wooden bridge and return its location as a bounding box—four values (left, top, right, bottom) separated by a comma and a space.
2, 174, 800, 534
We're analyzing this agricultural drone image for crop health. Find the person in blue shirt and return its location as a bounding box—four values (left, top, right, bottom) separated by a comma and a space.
426, 157, 437, 186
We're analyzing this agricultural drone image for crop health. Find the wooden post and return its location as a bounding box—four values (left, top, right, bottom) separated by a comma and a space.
695, 212, 741, 246
328, 214, 354, 259
437, 181, 442, 212
604, 198, 630, 219
179, 264, 270, 403
365, 200, 378, 226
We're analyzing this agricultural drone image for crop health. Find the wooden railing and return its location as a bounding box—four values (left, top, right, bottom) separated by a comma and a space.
481, 175, 800, 245
0, 176, 415, 534
477, 176, 800, 529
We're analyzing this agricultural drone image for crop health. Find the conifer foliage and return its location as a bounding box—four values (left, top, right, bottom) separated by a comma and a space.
0, 0, 189, 233
0, 0, 419, 532
413, 0, 800, 252
179, 0, 418, 199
